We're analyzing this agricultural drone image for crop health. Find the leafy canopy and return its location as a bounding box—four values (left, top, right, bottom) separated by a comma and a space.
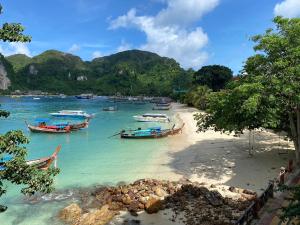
0, 3, 58, 211
194, 65, 233, 91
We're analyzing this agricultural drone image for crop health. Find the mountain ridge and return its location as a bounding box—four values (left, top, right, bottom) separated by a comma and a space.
3, 49, 193, 96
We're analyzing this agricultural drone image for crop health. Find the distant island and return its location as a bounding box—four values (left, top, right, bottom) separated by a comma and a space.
0, 50, 193, 96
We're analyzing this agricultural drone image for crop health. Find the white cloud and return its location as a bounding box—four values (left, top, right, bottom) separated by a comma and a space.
92, 51, 102, 59
155, 0, 219, 27
109, 0, 219, 69
0, 42, 31, 57
68, 44, 81, 53
274, 0, 300, 18
117, 40, 132, 52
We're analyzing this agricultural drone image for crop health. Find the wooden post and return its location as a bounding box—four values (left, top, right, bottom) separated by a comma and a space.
288, 160, 293, 172
279, 167, 285, 185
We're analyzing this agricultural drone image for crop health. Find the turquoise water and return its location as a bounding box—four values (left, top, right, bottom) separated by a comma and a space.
0, 96, 171, 225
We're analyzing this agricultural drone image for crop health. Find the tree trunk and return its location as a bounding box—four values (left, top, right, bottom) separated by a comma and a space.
296, 108, 300, 165
248, 129, 254, 156
289, 111, 300, 164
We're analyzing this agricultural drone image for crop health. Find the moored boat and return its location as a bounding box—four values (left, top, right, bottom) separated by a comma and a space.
75, 94, 93, 99
0, 145, 61, 171
54, 119, 89, 131
26, 119, 71, 133
119, 123, 184, 139
103, 106, 118, 111
133, 113, 170, 123
152, 103, 171, 110
121, 127, 170, 139
50, 110, 92, 119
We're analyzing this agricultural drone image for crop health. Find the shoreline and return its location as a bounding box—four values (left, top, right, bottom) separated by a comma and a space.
151, 103, 295, 193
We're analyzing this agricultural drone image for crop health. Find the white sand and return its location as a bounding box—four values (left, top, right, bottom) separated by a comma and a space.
156, 103, 295, 193
110, 103, 295, 224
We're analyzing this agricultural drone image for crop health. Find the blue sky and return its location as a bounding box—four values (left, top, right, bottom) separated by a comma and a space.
0, 0, 300, 74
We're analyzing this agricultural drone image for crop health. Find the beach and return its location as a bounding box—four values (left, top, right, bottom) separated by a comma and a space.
0, 98, 296, 225
136, 103, 294, 193
110, 103, 295, 224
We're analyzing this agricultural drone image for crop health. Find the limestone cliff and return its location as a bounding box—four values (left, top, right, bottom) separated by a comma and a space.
0, 60, 10, 90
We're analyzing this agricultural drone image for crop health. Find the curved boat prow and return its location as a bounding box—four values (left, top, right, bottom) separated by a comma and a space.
51, 145, 61, 159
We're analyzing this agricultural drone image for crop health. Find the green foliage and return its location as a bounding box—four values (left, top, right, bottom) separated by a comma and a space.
194, 78, 279, 134
184, 86, 212, 110
279, 185, 300, 222
0, 4, 30, 42
6, 54, 31, 72
0, 129, 59, 197
0, 4, 59, 211
195, 16, 300, 144
7, 49, 187, 96
194, 65, 233, 91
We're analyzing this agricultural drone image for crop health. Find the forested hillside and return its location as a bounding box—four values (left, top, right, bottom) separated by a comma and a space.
5, 50, 193, 96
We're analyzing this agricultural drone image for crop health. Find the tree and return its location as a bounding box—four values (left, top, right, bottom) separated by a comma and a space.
194, 65, 233, 91
0, 5, 31, 42
243, 16, 300, 163
0, 4, 58, 211
195, 17, 300, 160
194, 77, 279, 154
184, 86, 212, 110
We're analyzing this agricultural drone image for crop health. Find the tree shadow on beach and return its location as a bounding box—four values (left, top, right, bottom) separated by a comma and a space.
167, 131, 294, 192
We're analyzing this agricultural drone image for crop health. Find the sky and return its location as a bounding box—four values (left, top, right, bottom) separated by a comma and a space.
0, 0, 300, 74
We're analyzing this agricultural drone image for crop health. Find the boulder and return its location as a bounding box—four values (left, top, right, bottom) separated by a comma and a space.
153, 187, 168, 198
144, 197, 163, 214
78, 205, 115, 225
58, 203, 82, 224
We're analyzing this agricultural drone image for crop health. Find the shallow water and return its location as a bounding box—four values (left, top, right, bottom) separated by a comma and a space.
0, 96, 172, 225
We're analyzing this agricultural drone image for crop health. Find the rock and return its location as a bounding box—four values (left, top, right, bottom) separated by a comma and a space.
29, 64, 38, 75
128, 201, 140, 212
153, 187, 168, 198
122, 195, 132, 205
0, 205, 7, 213
205, 191, 223, 206
145, 197, 163, 214
58, 203, 82, 224
78, 205, 115, 225
0, 61, 10, 90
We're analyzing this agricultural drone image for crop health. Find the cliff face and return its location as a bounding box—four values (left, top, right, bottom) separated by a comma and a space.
0, 60, 11, 90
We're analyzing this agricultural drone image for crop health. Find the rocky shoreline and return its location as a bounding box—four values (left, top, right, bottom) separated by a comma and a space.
58, 179, 257, 225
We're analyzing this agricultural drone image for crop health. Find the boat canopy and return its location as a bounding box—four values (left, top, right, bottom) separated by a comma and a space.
0, 155, 13, 163
35, 118, 51, 123
53, 122, 69, 126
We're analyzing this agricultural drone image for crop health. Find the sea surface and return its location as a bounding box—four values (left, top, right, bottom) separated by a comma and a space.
0, 96, 172, 225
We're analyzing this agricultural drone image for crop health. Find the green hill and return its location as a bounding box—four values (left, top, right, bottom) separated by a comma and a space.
5, 49, 192, 96
6, 54, 32, 72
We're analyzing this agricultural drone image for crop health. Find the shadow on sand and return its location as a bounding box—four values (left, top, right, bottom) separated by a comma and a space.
167, 131, 294, 192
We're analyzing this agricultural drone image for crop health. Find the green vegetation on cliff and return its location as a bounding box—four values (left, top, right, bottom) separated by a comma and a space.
6, 49, 192, 96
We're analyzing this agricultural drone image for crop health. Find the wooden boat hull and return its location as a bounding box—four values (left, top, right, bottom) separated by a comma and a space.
121, 131, 169, 139
69, 120, 89, 130
120, 123, 184, 139
0, 146, 61, 171
27, 124, 71, 133
26, 145, 61, 170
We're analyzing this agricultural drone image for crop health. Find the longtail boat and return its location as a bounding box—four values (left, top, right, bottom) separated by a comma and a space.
121, 127, 170, 139
168, 123, 185, 135
26, 145, 61, 170
120, 123, 185, 139
69, 119, 89, 130
55, 119, 89, 131
26, 119, 71, 133
0, 145, 61, 171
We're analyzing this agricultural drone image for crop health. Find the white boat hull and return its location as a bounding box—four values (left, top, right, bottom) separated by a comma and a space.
133, 116, 170, 123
